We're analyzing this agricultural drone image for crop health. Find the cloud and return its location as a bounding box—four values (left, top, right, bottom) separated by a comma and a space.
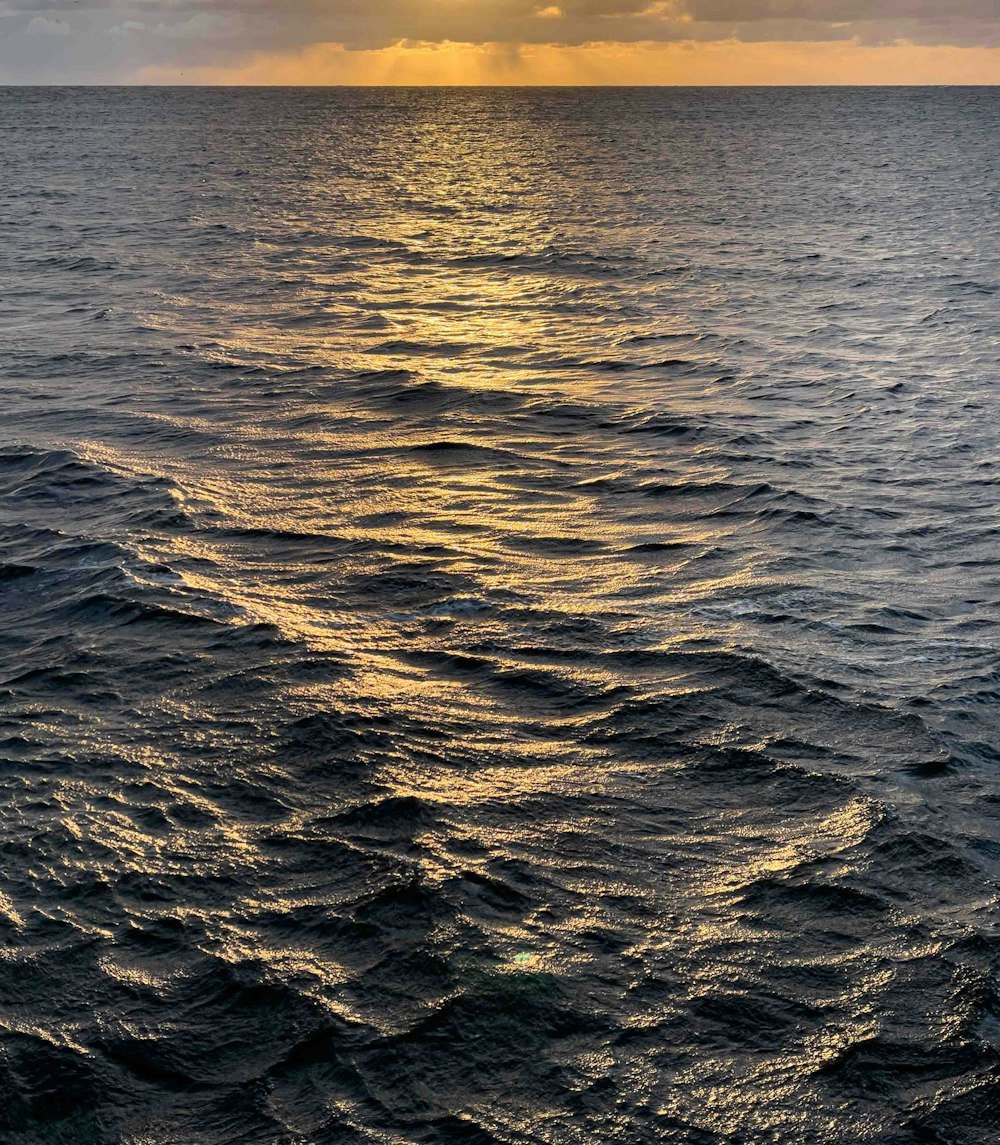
25, 14, 71, 36
0, 0, 997, 80
133, 35, 1000, 86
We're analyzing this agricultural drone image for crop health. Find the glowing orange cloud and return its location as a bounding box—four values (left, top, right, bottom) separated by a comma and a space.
134, 38, 1000, 86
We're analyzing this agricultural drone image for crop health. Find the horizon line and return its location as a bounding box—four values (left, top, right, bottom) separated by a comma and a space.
3, 82, 1000, 89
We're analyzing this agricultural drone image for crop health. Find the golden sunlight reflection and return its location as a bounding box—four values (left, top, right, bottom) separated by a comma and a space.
29, 98, 905, 1118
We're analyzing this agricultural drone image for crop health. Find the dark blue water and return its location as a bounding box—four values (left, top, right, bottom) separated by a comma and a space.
1, 87, 999, 1144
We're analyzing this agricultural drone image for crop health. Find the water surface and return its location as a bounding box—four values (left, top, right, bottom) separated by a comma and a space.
1, 87, 999, 1144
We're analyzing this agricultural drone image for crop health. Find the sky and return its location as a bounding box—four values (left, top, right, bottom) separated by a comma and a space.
1, 1, 1000, 84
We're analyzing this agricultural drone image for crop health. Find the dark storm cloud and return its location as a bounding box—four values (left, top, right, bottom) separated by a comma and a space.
0, 0, 998, 79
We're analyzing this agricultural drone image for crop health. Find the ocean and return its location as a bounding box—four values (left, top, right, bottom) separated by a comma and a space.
1, 86, 999, 1143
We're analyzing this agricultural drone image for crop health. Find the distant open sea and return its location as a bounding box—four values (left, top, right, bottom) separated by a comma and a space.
1, 87, 999, 1144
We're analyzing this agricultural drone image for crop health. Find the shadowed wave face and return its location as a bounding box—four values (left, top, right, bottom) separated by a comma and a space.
0, 87, 999, 1144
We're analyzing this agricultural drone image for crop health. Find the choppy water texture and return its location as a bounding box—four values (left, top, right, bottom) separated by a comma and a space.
1, 87, 999, 1144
